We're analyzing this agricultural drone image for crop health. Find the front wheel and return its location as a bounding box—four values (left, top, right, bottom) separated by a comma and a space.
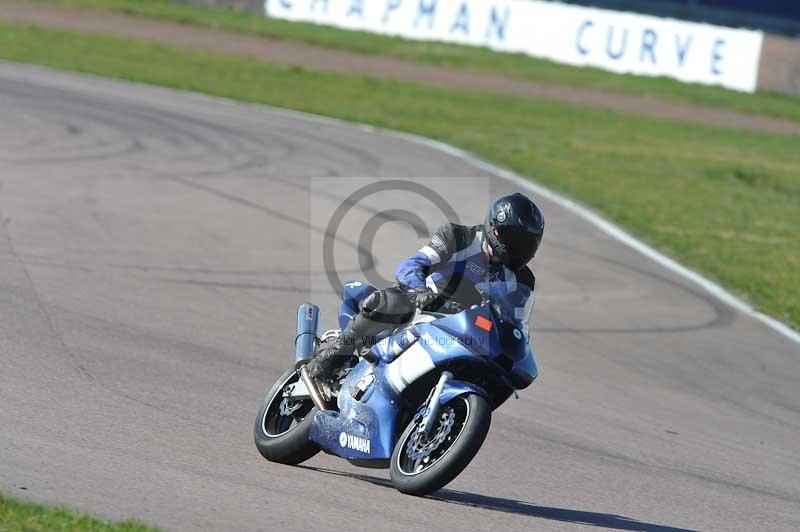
390, 393, 491, 496
254, 369, 320, 465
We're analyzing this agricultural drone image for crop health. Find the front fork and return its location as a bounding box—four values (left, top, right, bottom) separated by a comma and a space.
421, 371, 453, 435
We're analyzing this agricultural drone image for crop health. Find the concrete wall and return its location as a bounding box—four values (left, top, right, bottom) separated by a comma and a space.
174, 0, 800, 96
759, 34, 800, 95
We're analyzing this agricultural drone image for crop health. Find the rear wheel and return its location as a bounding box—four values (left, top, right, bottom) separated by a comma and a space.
390, 393, 491, 495
254, 369, 320, 465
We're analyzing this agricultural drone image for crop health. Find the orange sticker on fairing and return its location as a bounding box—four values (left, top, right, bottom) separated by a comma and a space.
475, 315, 493, 332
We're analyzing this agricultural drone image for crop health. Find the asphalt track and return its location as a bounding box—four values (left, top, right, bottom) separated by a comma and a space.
1, 62, 799, 532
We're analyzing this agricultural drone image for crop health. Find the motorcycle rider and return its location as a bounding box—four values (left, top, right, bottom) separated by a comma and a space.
305, 192, 545, 392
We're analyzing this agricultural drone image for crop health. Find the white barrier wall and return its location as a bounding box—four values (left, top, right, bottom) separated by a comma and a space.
264, 0, 763, 92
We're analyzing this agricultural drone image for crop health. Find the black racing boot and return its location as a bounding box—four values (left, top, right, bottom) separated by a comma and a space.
305, 310, 388, 396
305, 287, 414, 399
304, 319, 363, 398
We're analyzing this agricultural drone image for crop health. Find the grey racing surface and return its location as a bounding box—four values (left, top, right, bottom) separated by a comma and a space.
1, 62, 798, 532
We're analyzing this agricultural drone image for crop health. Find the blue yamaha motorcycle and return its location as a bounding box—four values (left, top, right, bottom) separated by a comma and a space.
254, 281, 538, 495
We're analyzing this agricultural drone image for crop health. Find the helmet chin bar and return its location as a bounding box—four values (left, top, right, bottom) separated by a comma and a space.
482, 235, 504, 266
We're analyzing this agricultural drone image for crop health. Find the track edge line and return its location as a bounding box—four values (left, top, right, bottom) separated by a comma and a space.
381, 129, 800, 346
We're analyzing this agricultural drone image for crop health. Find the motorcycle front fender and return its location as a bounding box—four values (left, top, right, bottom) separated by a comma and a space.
437, 379, 488, 406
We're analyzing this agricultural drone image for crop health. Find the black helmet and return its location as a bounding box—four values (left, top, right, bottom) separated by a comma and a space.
483, 193, 544, 270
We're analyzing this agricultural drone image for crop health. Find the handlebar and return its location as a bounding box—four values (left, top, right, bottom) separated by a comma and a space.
419, 310, 449, 319
419, 299, 468, 319
404, 285, 466, 315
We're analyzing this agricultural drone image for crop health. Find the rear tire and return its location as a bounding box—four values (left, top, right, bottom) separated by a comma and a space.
254, 369, 320, 465
390, 393, 491, 496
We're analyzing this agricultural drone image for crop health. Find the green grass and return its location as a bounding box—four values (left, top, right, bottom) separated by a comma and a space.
30, 0, 800, 123
0, 22, 798, 329
0, 494, 157, 531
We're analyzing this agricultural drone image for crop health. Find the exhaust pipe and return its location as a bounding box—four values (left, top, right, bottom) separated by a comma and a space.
294, 303, 330, 411
295, 303, 320, 366
299, 366, 329, 412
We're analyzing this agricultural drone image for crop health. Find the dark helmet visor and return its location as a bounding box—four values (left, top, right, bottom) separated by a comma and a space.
493, 225, 541, 270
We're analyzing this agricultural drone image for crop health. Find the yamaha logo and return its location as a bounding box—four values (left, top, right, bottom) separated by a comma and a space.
339, 431, 371, 454
513, 328, 522, 340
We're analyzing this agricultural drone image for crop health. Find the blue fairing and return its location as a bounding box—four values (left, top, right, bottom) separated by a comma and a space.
429, 306, 503, 361
308, 366, 487, 460
309, 360, 400, 460
512, 344, 539, 388
308, 280, 538, 463
433, 284, 539, 388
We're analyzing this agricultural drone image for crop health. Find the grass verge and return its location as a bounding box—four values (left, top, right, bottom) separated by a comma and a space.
29, 0, 800, 123
0, 22, 797, 328
0, 494, 157, 531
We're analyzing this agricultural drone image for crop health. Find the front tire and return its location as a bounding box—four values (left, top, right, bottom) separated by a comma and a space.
254, 369, 320, 465
390, 393, 491, 496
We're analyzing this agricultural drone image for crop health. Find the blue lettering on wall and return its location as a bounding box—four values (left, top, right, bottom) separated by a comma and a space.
450, 2, 469, 35
415, 0, 437, 29
347, 0, 364, 18
711, 38, 725, 75
485, 5, 509, 42
383, 0, 402, 24
640, 28, 657, 63
606, 26, 628, 60
279, 0, 293, 9
576, 20, 594, 56
675, 34, 693, 66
